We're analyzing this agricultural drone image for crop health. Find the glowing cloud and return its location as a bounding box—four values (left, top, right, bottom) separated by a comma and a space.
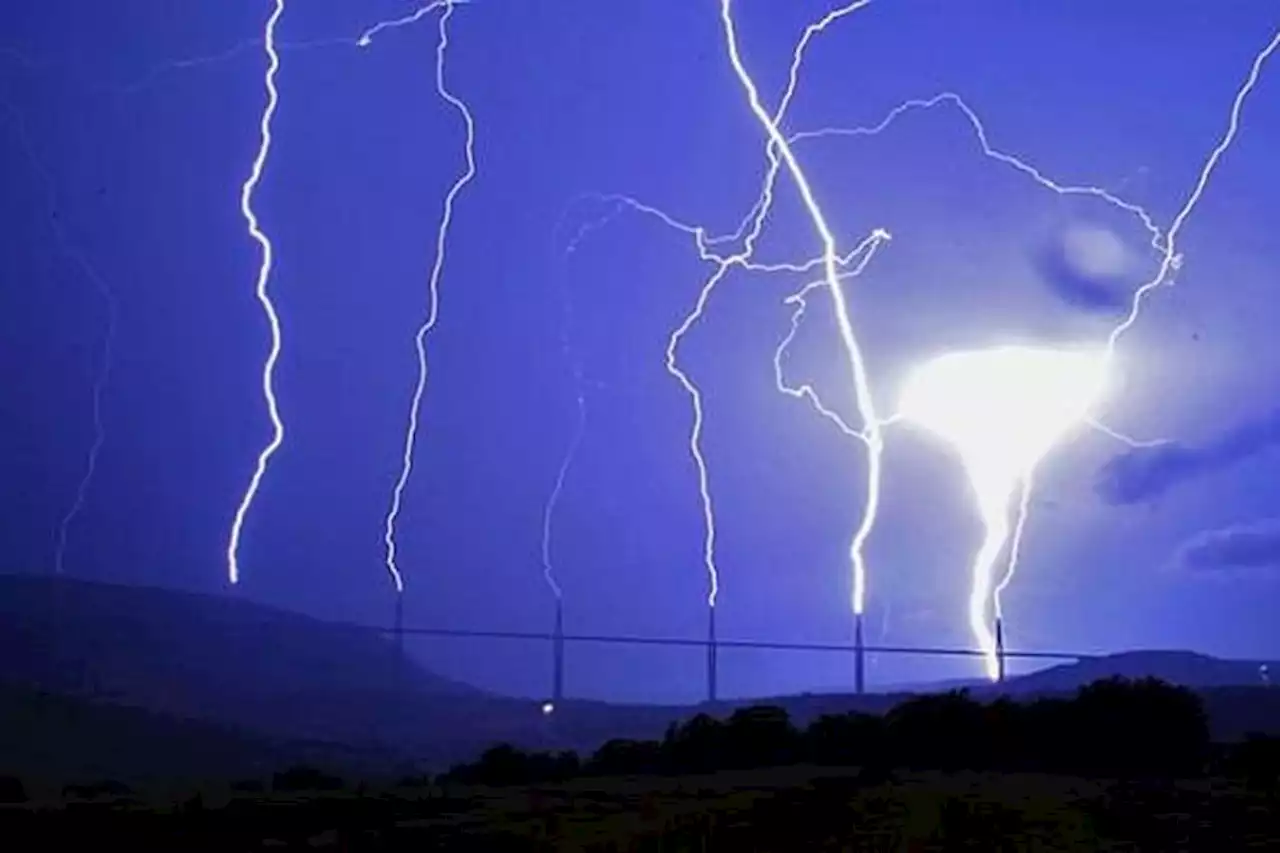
897, 345, 1110, 679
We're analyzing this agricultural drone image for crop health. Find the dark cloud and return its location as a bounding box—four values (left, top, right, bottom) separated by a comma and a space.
1096, 409, 1280, 504
1177, 520, 1280, 574
1034, 241, 1129, 313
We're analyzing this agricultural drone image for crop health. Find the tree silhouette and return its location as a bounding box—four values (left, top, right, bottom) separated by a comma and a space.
438, 678, 1220, 784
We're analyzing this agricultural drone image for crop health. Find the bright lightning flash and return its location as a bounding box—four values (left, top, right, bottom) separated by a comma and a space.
719, 0, 884, 615
897, 346, 1110, 680
226, 0, 286, 586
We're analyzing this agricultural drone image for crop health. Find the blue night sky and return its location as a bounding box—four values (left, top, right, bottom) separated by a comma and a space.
2, 1, 1278, 703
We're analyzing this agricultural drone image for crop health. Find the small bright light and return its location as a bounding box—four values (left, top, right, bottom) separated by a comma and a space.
541, 701, 555, 716
897, 345, 1110, 680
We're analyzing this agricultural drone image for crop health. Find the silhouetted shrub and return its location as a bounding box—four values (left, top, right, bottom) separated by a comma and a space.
442, 744, 581, 786
1225, 734, 1280, 789
661, 713, 725, 774
587, 738, 664, 776
885, 690, 989, 771
1068, 678, 1209, 777
272, 765, 344, 792
721, 705, 799, 769
439, 677, 1216, 787
0, 775, 26, 803
803, 711, 884, 768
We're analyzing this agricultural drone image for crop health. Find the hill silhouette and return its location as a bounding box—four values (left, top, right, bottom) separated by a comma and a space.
2, 574, 1277, 783
990, 650, 1276, 694
0, 574, 545, 767
0, 681, 399, 784
0, 574, 475, 701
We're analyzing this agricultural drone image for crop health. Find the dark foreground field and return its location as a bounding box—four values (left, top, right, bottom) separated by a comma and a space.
4, 767, 1278, 851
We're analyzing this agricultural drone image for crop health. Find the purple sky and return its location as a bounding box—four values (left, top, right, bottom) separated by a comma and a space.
2, 0, 1278, 702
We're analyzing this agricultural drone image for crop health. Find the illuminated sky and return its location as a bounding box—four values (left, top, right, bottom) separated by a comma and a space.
2, 0, 1279, 703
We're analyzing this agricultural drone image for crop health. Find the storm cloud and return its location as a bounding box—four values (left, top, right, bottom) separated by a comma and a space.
1034, 225, 1133, 314
1177, 520, 1280, 574
1096, 408, 1280, 504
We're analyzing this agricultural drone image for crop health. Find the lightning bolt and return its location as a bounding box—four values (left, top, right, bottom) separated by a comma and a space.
680, 0, 880, 610
774, 31, 1275, 672
992, 23, 1280, 662
357, 0, 468, 48
767, 22, 1277, 676
52, 278, 116, 578
772, 230, 890, 442
717, 0, 884, 616
562, 2, 877, 617
0, 95, 119, 577
1103, 27, 1280, 359
540, 373, 583, 603
776, 89, 1159, 662
993, 475, 1032, 624
378, 0, 477, 594
1085, 416, 1168, 449
226, 0, 286, 586
776, 88, 1167, 444
996, 27, 1280, 640
791, 92, 1163, 251
540, 223, 592, 603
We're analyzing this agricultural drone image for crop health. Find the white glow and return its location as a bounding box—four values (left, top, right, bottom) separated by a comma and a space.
1062, 225, 1128, 278
541, 701, 556, 716
897, 345, 1110, 680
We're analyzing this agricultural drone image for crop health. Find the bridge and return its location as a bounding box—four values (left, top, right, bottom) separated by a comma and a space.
384, 600, 1090, 704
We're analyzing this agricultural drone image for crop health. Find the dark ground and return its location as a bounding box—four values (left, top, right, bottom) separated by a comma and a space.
3, 766, 1278, 851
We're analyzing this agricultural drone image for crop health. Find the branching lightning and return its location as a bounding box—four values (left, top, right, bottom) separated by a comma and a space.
772, 230, 890, 442
226, 0, 286, 586
13, 0, 1270, 686
560, 1, 874, 611
983, 21, 1278, 666
790, 93, 1164, 251
1103, 28, 1280, 360
1084, 416, 1168, 449
776, 88, 1161, 664
770, 25, 1278, 676
0, 96, 119, 577
718, 0, 885, 615
378, 0, 477, 594
897, 346, 1110, 679
357, 0, 467, 48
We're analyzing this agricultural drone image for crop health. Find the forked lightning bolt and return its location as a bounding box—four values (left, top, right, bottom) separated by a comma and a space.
667, 0, 877, 610
772, 22, 1278, 677
358, 0, 468, 48
565, 1, 876, 612
772, 230, 890, 442
1006, 27, 1280, 648
777, 88, 1162, 651
718, 0, 885, 615
1103, 27, 1280, 359
226, 0, 286, 586
377, 1, 477, 593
